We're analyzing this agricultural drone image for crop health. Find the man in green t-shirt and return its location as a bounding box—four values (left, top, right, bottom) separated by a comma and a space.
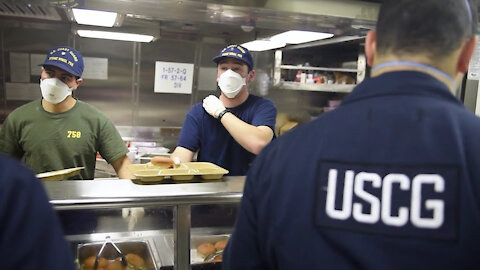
0, 46, 133, 180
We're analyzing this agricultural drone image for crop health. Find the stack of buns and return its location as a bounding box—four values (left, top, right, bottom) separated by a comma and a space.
196, 238, 229, 262
105, 260, 123, 270
196, 242, 216, 258
83, 256, 108, 270
82, 253, 145, 270
125, 253, 145, 269
214, 240, 227, 251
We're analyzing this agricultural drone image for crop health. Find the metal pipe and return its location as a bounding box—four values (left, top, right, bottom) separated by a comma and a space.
174, 204, 191, 270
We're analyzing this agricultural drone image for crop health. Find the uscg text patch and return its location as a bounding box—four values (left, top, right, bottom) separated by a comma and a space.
315, 161, 458, 240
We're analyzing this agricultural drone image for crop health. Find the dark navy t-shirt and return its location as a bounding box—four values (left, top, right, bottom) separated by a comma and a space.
0, 155, 75, 270
223, 71, 480, 269
177, 94, 276, 176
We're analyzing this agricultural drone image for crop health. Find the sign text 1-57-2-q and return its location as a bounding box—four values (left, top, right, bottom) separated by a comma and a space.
154, 61, 194, 94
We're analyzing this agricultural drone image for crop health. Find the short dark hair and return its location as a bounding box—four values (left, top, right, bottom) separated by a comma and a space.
376, 0, 477, 58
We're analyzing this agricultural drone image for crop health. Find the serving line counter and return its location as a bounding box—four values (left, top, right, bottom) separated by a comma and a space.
43, 176, 245, 270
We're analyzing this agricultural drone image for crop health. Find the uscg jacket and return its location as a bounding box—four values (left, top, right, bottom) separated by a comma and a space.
223, 71, 480, 270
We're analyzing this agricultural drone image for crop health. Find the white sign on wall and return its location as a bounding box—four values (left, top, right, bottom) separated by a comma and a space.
468, 41, 480, 80
83, 57, 108, 80
154, 61, 194, 94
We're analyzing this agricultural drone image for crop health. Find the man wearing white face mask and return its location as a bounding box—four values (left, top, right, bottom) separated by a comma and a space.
0, 46, 133, 180
159, 45, 277, 176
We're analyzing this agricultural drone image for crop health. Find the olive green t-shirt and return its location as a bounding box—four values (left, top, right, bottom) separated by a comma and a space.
0, 99, 128, 180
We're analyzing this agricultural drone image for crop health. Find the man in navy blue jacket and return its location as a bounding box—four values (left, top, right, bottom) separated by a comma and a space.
223, 0, 480, 269
0, 154, 75, 269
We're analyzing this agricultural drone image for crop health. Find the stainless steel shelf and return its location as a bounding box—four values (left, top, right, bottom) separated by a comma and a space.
275, 81, 355, 93
44, 177, 245, 210
273, 48, 366, 90
279, 65, 359, 73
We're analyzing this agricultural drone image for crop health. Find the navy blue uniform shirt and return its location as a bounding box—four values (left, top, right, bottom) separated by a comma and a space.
223, 71, 480, 270
0, 155, 75, 270
178, 94, 276, 176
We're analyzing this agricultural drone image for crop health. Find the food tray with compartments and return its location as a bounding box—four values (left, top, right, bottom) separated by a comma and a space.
128, 162, 229, 183
36, 167, 84, 181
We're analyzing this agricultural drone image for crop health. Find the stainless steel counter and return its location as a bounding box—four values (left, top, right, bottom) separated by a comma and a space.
44, 176, 245, 210
43, 176, 245, 270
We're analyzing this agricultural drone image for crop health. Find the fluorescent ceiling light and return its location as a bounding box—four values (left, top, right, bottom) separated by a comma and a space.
270, 30, 334, 44
241, 40, 286, 51
77, 30, 154, 43
72, 8, 118, 27
222, 10, 247, 18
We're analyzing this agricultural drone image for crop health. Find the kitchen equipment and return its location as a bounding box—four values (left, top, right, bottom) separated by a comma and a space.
77, 237, 157, 270
204, 250, 223, 263
162, 233, 229, 265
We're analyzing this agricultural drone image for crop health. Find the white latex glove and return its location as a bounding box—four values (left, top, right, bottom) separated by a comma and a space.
203, 95, 226, 118
122, 207, 145, 231
172, 156, 181, 168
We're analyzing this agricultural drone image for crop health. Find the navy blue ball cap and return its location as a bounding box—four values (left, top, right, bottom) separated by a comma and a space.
41, 46, 84, 77
212, 45, 254, 70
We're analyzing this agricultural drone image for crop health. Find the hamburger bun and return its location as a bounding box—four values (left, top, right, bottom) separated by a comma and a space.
105, 260, 124, 270
150, 156, 174, 166
196, 242, 216, 258
125, 253, 145, 268
83, 256, 108, 269
214, 239, 228, 251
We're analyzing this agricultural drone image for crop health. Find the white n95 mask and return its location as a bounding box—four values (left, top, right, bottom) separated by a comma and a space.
217, 69, 246, 98
40, 78, 73, 104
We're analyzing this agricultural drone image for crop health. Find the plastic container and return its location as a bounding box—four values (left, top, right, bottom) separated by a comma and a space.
300, 72, 307, 84
36, 167, 84, 181
306, 74, 314, 84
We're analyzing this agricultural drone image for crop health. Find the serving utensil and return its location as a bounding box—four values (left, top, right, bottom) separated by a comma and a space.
94, 236, 127, 270
203, 250, 223, 263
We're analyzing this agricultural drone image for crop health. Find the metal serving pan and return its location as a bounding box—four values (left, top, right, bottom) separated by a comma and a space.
77, 240, 157, 270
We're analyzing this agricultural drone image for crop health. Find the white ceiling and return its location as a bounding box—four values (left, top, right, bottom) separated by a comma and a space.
0, 0, 380, 44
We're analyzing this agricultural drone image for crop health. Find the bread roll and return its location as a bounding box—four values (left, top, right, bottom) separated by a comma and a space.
125, 253, 145, 268
196, 242, 216, 258
105, 260, 124, 270
214, 239, 228, 251
150, 156, 174, 166
83, 256, 108, 269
